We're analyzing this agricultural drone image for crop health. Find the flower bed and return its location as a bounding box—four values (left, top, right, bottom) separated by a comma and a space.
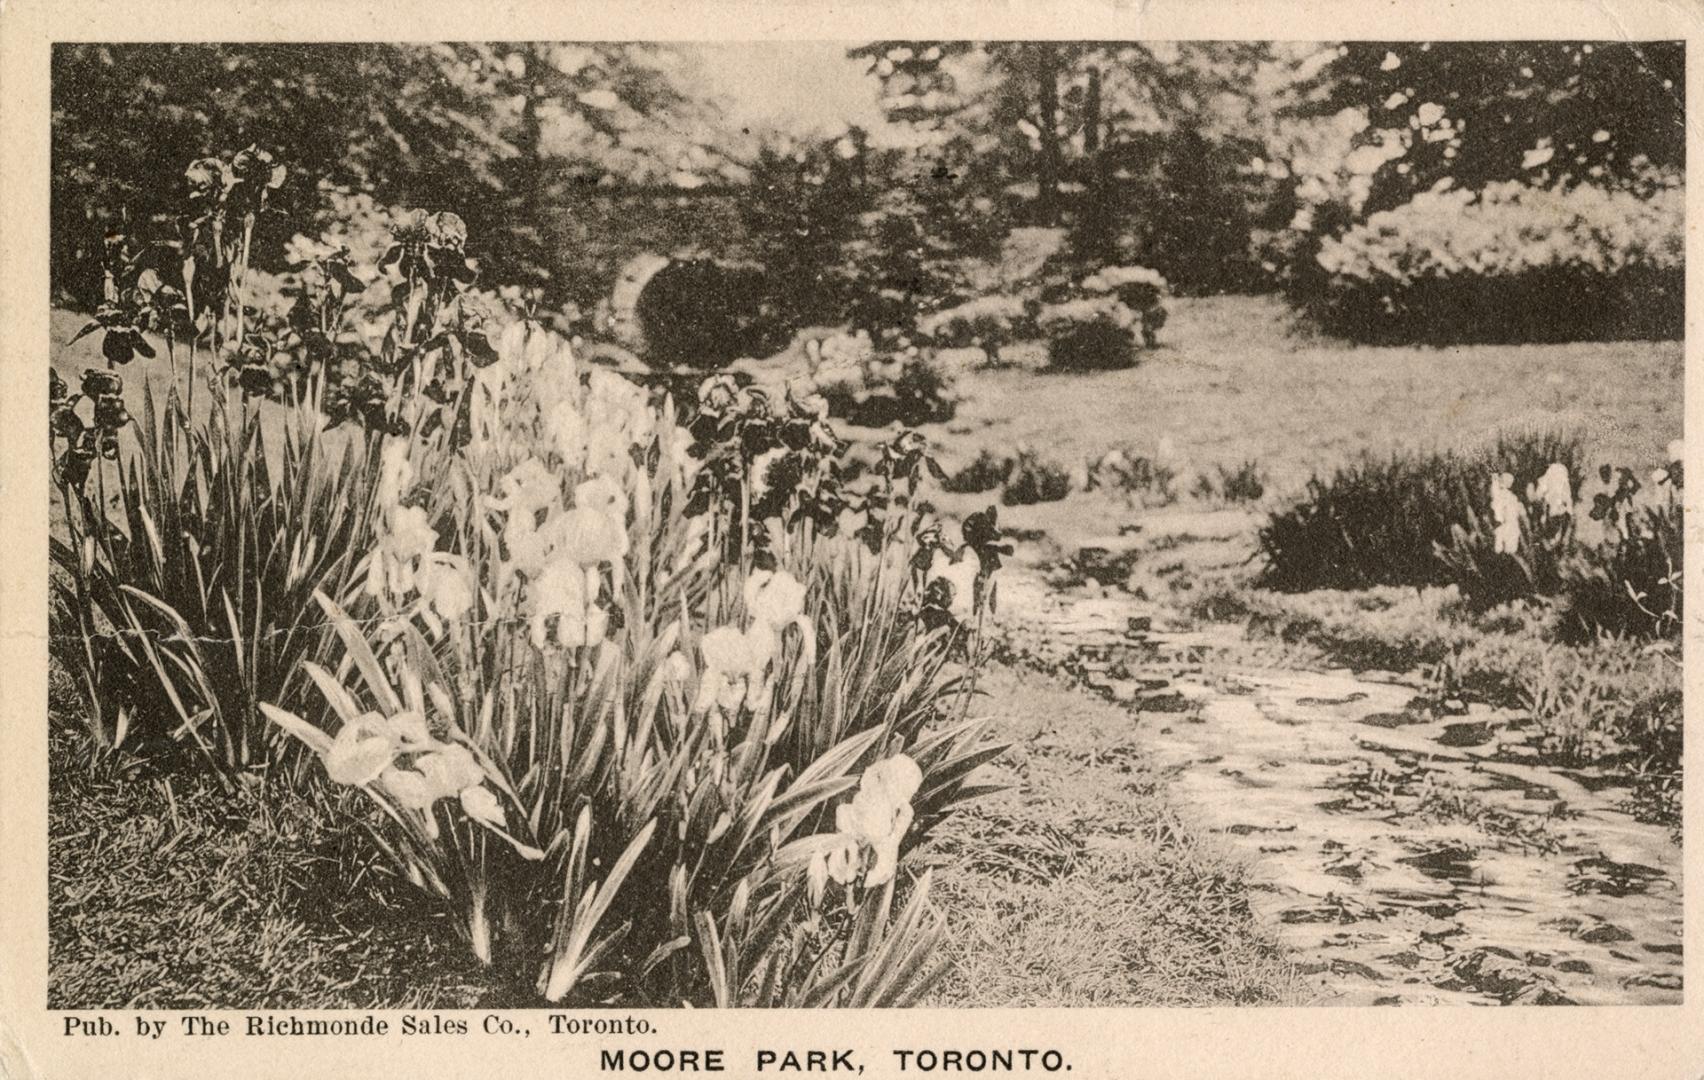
48, 147, 1010, 1006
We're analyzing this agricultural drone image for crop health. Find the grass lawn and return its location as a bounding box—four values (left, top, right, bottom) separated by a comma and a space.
48, 730, 505, 1009
921, 294, 1680, 497
922, 665, 1299, 1006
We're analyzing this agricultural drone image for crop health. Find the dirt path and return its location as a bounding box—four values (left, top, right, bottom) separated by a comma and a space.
991, 567, 1683, 1006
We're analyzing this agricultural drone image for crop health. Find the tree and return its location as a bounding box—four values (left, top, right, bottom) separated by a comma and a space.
1294, 41, 1684, 215
846, 40, 1284, 290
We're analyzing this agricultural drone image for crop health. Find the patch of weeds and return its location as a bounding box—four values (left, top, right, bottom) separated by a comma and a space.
1088, 448, 1178, 507
1519, 646, 1677, 772
1193, 461, 1267, 504
1411, 782, 1565, 854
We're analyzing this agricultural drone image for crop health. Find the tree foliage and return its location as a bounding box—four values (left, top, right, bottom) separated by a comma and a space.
51, 43, 707, 300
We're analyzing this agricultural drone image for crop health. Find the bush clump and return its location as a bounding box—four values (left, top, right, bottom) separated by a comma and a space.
1085, 447, 1179, 507
1038, 297, 1138, 372
1258, 433, 1584, 592
633, 257, 792, 368
1079, 266, 1169, 348
807, 333, 959, 429
1306, 181, 1683, 345
1194, 461, 1267, 504
942, 449, 1016, 495
915, 295, 1036, 351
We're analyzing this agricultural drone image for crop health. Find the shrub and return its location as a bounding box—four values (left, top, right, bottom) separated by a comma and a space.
809, 339, 958, 429
1037, 297, 1138, 372
739, 141, 872, 333
942, 450, 1015, 495
633, 257, 792, 369
1258, 432, 1584, 592
1079, 265, 1169, 348
1558, 506, 1683, 641
915, 295, 1036, 350
1001, 448, 1073, 506
1305, 181, 1683, 344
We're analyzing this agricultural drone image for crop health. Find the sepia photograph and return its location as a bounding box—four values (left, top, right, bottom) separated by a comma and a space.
37, 32, 1684, 1019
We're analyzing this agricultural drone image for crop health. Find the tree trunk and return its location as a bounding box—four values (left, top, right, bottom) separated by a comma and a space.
1080, 65, 1116, 264
1084, 66, 1102, 156
1036, 44, 1062, 223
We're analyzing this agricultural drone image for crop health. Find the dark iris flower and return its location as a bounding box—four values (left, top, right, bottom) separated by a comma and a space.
237, 364, 273, 398
80, 368, 122, 398
379, 210, 477, 285
93, 394, 130, 430
229, 144, 287, 194
962, 505, 1014, 575
101, 325, 155, 366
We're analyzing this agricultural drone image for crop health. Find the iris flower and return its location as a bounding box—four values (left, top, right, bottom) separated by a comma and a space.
926, 547, 980, 621
695, 624, 778, 714
1528, 462, 1574, 519
744, 568, 807, 629
1489, 472, 1523, 554
816, 754, 924, 891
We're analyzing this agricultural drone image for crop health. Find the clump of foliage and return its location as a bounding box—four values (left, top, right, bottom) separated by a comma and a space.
806, 333, 959, 429
1079, 265, 1169, 348
631, 257, 792, 369
915, 294, 1037, 351
261, 330, 1008, 1002
49, 148, 389, 771
1037, 296, 1138, 372
942, 449, 1016, 495
1438, 450, 1684, 641
1259, 432, 1682, 642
